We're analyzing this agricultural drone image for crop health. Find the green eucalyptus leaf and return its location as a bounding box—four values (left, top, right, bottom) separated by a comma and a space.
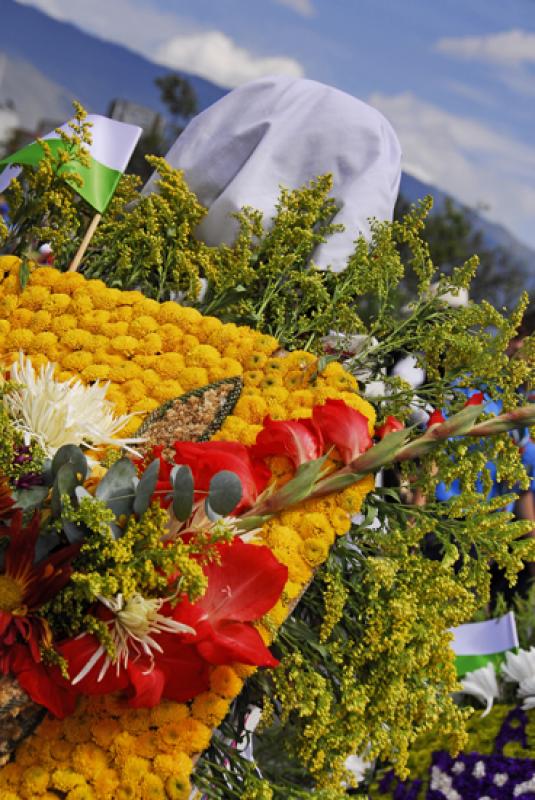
62, 520, 86, 545
133, 459, 160, 517
12, 485, 49, 512
171, 464, 194, 521
51, 445, 88, 482
34, 532, 60, 562
95, 458, 137, 517
208, 470, 243, 516
205, 499, 221, 522
52, 463, 81, 517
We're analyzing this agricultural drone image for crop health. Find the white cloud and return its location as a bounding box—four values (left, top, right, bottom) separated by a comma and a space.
435, 29, 535, 66
274, 0, 315, 17
155, 31, 304, 88
369, 91, 535, 248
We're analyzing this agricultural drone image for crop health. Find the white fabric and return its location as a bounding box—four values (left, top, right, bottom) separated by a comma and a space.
450, 612, 519, 657
145, 76, 401, 271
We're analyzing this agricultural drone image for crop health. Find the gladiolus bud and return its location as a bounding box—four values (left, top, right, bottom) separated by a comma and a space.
376, 416, 404, 440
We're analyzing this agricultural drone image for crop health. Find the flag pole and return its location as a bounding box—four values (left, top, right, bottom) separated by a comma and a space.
68, 211, 102, 272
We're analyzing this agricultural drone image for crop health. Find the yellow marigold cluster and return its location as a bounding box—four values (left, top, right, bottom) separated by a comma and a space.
0, 258, 375, 798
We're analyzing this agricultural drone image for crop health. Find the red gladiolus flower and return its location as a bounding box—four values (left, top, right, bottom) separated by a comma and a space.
464, 392, 485, 407
427, 409, 446, 428
0, 511, 78, 674
251, 416, 323, 469
173, 538, 287, 667
172, 441, 271, 514
375, 416, 404, 440
312, 399, 372, 464
41, 539, 287, 716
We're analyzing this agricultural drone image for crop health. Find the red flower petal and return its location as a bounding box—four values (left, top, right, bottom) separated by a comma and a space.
196, 539, 288, 623
197, 621, 279, 667
9, 645, 77, 719
464, 392, 485, 407
427, 409, 446, 428
313, 399, 372, 464
251, 416, 323, 468
375, 416, 405, 440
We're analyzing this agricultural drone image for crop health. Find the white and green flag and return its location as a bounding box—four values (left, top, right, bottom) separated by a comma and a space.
450, 611, 519, 677
0, 115, 142, 213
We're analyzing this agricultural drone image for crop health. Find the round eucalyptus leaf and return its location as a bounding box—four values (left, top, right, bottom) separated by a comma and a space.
208, 470, 243, 516
12, 485, 49, 512
95, 458, 137, 517
172, 465, 194, 522
51, 445, 88, 481
51, 463, 81, 517
133, 459, 160, 517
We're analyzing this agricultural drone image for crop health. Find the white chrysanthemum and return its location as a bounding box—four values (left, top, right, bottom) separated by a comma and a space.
461, 663, 499, 717
5, 353, 141, 457
72, 593, 195, 685
343, 754, 372, 785
501, 647, 535, 684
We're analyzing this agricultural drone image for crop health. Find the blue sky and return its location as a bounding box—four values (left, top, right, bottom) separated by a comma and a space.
16, 0, 535, 249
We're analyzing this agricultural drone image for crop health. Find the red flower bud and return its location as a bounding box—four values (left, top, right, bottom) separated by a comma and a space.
464, 391, 485, 407
375, 416, 404, 440
427, 409, 446, 428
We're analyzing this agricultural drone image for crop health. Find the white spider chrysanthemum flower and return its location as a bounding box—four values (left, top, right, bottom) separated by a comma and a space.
461, 663, 499, 717
501, 647, 535, 685
5, 353, 142, 458
72, 593, 195, 685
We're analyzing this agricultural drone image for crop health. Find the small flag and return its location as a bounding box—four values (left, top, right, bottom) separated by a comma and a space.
450, 611, 518, 677
0, 115, 142, 213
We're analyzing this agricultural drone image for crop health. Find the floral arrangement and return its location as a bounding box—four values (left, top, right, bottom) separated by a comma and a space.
0, 109, 534, 799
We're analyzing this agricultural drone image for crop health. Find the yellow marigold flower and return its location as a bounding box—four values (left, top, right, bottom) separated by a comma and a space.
80, 310, 111, 333
110, 731, 137, 764
151, 379, 184, 402
1, 792, 22, 800
232, 663, 256, 679
116, 787, 137, 800
330, 507, 351, 535
153, 753, 192, 780
6, 328, 34, 350
265, 401, 287, 419
121, 756, 151, 783
113, 305, 134, 322
245, 352, 268, 369
206, 366, 230, 382
21, 765, 49, 795
138, 333, 163, 355
70, 294, 93, 315
30, 266, 60, 288
0, 319, 10, 336
160, 718, 211, 754
50, 313, 77, 335
112, 362, 143, 382
200, 316, 224, 337
301, 536, 331, 567
90, 717, 122, 751
243, 369, 264, 387
287, 389, 315, 409
11, 308, 33, 327
72, 743, 109, 779
0, 762, 23, 786
273, 547, 310, 584
129, 315, 159, 338
289, 406, 313, 419
159, 323, 183, 351
171, 305, 203, 330
0, 295, 19, 316
218, 357, 243, 375
19, 284, 50, 309
116, 290, 144, 306
92, 291, 123, 312
157, 301, 183, 324
133, 731, 159, 759
117, 417, 141, 436
63, 716, 92, 745
123, 378, 146, 404
101, 322, 129, 338
81, 364, 111, 382
53, 272, 86, 294
62, 351, 94, 371
182, 334, 199, 353
299, 512, 334, 542
62, 329, 94, 351
110, 335, 139, 355
118, 707, 151, 735
283, 580, 302, 601
25, 352, 49, 370
44, 293, 71, 314
133, 296, 161, 317
85, 278, 107, 294
139, 773, 166, 799
153, 353, 185, 378
33, 331, 58, 355
266, 599, 287, 627
191, 692, 230, 727
105, 388, 128, 416
132, 397, 159, 414
264, 524, 302, 552
164, 774, 191, 800
262, 387, 289, 405
95, 350, 123, 367
209, 665, 244, 699
30, 309, 52, 333
51, 768, 86, 792
234, 395, 268, 424
53, 739, 75, 762
149, 702, 189, 728
188, 343, 221, 367
92, 767, 119, 799
179, 366, 208, 389
65, 785, 95, 800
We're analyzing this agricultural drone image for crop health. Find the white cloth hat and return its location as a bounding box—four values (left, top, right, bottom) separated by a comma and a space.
144, 76, 402, 271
